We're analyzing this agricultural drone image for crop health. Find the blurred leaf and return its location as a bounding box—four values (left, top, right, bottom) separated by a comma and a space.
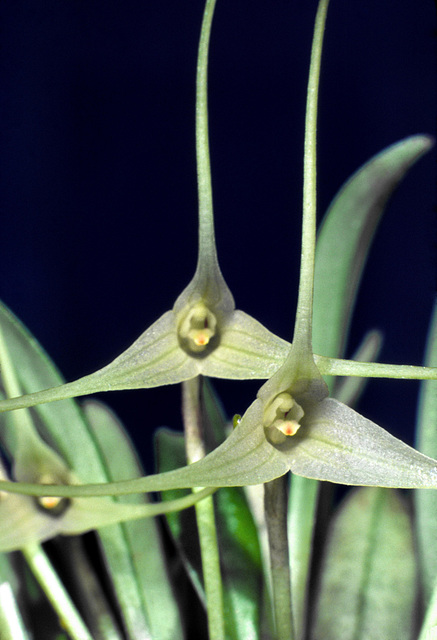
415, 300, 437, 609
82, 400, 184, 640
311, 487, 416, 640
156, 428, 205, 603
287, 473, 318, 640
419, 586, 437, 640
215, 487, 263, 640
313, 134, 434, 362
157, 429, 265, 640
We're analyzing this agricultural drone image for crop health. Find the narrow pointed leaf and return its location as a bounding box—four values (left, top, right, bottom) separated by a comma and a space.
156, 428, 206, 603
83, 400, 184, 640
313, 134, 434, 361
415, 299, 437, 604
311, 488, 416, 640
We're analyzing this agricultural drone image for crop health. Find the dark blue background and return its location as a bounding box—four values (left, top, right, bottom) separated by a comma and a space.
0, 1, 435, 470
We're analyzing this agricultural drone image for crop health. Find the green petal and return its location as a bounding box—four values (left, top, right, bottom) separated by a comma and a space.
199, 310, 290, 379
7, 391, 437, 498
288, 398, 437, 487
79, 310, 196, 390
0, 310, 198, 412
0, 481, 215, 551
149, 399, 289, 489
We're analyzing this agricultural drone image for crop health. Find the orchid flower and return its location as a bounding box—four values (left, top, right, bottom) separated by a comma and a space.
1, 0, 437, 510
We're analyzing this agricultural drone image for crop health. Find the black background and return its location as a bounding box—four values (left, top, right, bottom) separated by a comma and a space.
0, 1, 435, 471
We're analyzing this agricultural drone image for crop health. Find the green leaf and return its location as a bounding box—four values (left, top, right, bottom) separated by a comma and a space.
156, 428, 206, 604
311, 487, 416, 640
313, 134, 434, 361
415, 299, 437, 604
83, 400, 184, 640
215, 487, 264, 640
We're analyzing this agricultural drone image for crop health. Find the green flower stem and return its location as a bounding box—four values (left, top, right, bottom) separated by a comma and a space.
293, 0, 330, 351
182, 378, 225, 640
22, 543, 93, 640
264, 475, 295, 640
0, 582, 30, 640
